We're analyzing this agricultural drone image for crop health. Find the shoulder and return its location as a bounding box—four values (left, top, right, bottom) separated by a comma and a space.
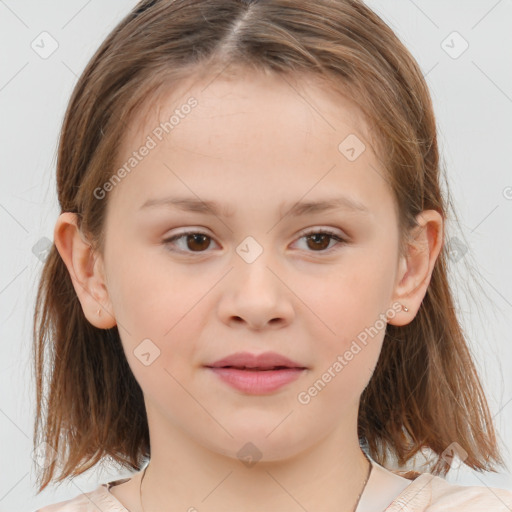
31, 480, 128, 512
386, 471, 512, 511
428, 473, 512, 511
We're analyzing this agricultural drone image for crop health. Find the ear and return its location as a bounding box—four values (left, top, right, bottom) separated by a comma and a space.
387, 209, 444, 326
53, 212, 116, 329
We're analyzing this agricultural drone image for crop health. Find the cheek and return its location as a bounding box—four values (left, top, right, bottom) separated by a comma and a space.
304, 253, 394, 338
106, 248, 205, 372
295, 250, 394, 388
108, 241, 191, 327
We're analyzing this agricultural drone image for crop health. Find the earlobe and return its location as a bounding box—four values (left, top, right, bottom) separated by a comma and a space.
53, 212, 116, 329
387, 209, 444, 326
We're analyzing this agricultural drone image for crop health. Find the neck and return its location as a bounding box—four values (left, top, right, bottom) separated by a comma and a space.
140, 405, 370, 512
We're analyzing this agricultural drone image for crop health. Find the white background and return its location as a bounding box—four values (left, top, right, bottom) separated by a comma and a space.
1, 1, 511, 511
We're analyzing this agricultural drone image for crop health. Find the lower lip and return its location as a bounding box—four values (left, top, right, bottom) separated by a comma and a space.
206, 367, 306, 394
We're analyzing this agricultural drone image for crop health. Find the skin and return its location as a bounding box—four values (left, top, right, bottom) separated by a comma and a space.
54, 68, 443, 512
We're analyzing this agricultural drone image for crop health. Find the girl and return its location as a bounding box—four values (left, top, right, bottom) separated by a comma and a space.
31, 0, 512, 511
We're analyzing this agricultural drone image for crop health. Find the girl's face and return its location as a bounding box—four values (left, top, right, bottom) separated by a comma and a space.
100, 70, 405, 461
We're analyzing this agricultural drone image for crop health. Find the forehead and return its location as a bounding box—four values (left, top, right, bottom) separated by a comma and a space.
125, 67, 373, 155
108, 68, 393, 220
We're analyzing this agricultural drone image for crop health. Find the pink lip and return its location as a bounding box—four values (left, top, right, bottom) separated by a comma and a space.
207, 367, 306, 394
206, 351, 306, 370
204, 351, 308, 394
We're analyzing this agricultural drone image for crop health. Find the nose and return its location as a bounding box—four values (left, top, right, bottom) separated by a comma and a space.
217, 255, 295, 331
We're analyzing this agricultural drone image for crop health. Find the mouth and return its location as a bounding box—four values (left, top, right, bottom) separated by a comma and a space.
205, 366, 307, 394
205, 351, 307, 371
205, 365, 305, 371
203, 351, 308, 394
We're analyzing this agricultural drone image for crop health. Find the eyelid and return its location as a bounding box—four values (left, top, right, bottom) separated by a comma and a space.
296, 225, 347, 240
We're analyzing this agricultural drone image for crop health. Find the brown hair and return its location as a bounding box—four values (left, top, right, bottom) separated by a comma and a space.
33, 0, 506, 492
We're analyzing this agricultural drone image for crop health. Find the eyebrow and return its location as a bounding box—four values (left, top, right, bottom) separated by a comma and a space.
139, 195, 371, 217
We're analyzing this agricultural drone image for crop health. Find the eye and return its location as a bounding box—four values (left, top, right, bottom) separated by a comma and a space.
163, 231, 217, 253
163, 228, 346, 254
293, 228, 346, 252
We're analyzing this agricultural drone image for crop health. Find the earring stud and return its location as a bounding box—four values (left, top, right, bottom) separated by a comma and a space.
402, 304, 409, 312
97, 308, 101, 316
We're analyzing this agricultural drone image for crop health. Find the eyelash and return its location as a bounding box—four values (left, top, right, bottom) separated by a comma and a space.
162, 228, 347, 255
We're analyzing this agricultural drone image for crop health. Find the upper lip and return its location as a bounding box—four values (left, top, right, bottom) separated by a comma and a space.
205, 351, 307, 370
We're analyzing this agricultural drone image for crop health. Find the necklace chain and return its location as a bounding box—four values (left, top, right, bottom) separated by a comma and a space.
139, 453, 372, 512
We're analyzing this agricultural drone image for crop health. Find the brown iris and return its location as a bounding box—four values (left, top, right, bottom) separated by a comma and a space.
305, 233, 331, 251
185, 233, 211, 251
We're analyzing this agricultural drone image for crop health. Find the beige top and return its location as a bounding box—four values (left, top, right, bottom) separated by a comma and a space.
33, 457, 512, 512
